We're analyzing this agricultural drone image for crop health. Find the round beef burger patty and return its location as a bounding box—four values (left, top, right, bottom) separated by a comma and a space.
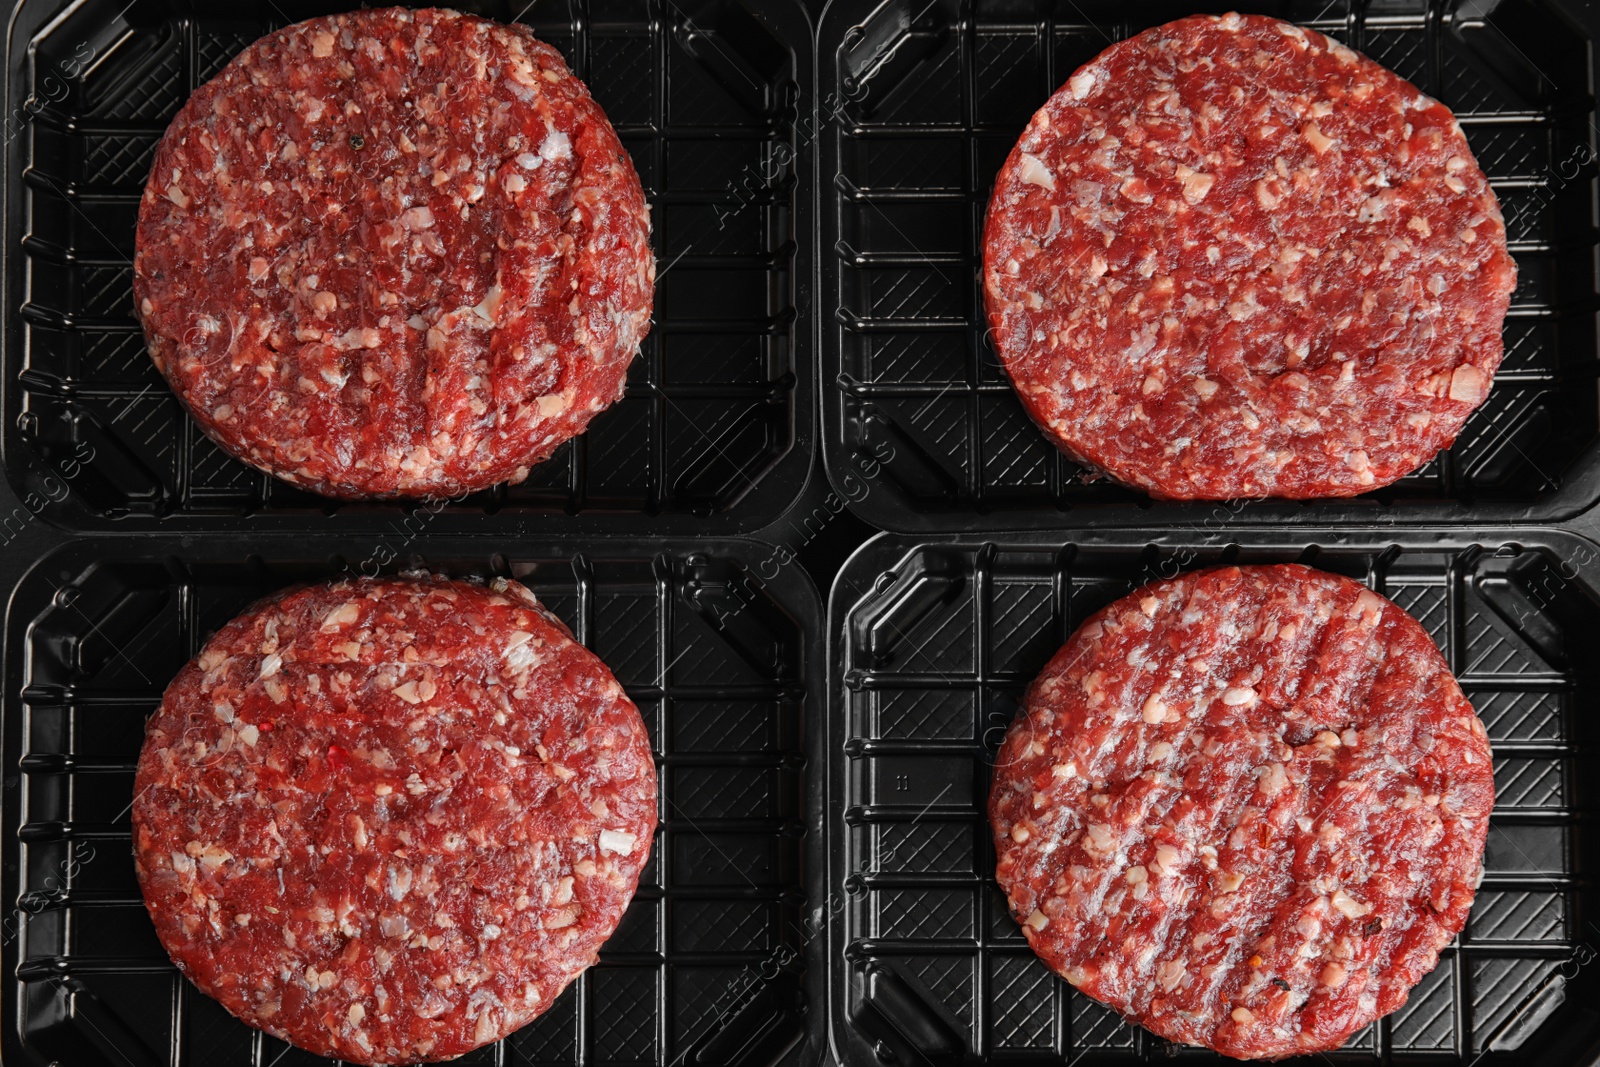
990, 564, 1493, 1060
134, 7, 654, 499
983, 13, 1515, 500
133, 575, 657, 1064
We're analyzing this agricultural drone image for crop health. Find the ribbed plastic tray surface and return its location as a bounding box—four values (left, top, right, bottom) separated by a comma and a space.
3, 0, 813, 533
2, 538, 822, 1067
828, 530, 1599, 1065
819, 0, 1600, 530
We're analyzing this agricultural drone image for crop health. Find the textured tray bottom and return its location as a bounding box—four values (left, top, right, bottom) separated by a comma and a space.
5, 543, 817, 1067
8, 0, 810, 531
831, 534, 1599, 1065
821, 0, 1600, 528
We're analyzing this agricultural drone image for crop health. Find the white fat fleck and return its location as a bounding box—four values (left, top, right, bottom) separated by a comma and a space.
472, 284, 506, 326
1351, 589, 1384, 623
320, 602, 361, 632
259, 653, 282, 679
1449, 364, 1487, 404
1331, 889, 1373, 918
387, 863, 414, 901
503, 635, 543, 671
334, 328, 382, 351
1175, 165, 1214, 204
540, 130, 573, 161
1084, 822, 1115, 854
599, 829, 637, 855
1069, 69, 1096, 99
1016, 153, 1055, 191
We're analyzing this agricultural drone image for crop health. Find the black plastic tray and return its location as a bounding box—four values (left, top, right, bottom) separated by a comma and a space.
2, 0, 815, 535
827, 528, 1600, 1065
1, 536, 825, 1067
818, 0, 1600, 531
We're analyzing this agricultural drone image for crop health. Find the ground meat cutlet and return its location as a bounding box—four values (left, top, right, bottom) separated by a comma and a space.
983, 13, 1515, 499
134, 7, 654, 499
990, 564, 1493, 1059
134, 574, 657, 1064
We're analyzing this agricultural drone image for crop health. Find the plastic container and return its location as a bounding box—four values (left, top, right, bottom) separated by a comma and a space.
2, 0, 815, 535
1, 535, 824, 1067
818, 0, 1600, 531
5, 1, 1600, 1066
827, 527, 1600, 1065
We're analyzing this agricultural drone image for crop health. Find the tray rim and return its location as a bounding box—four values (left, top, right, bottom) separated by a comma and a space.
824, 523, 1600, 1067
0, 0, 821, 537
0, 530, 830, 1067
813, 0, 1600, 533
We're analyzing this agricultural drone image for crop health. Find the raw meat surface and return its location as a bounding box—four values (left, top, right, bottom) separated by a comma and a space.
990, 564, 1493, 1059
134, 575, 657, 1064
134, 7, 654, 499
983, 14, 1515, 499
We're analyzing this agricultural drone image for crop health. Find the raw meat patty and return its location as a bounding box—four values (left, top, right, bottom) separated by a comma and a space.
982, 13, 1516, 500
990, 564, 1493, 1059
133, 575, 657, 1064
134, 7, 654, 499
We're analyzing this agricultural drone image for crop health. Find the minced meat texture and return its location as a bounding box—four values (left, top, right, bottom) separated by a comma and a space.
983, 13, 1515, 499
133, 575, 657, 1064
134, 8, 654, 499
990, 564, 1493, 1059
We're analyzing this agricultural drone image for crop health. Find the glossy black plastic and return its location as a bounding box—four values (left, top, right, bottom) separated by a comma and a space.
828, 528, 1600, 1066
819, 0, 1600, 530
3, 0, 815, 534
2, 537, 824, 1067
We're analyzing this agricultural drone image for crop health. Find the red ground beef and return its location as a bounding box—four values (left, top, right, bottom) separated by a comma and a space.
990, 564, 1493, 1059
983, 14, 1515, 499
134, 8, 654, 499
134, 575, 657, 1064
